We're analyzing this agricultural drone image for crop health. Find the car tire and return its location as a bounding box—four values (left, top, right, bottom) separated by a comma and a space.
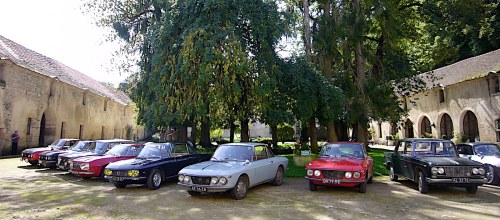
81, 176, 91, 180
229, 176, 248, 200
359, 180, 367, 193
486, 165, 499, 185
418, 171, 428, 194
29, 161, 38, 166
308, 181, 317, 191
272, 166, 284, 186
466, 185, 478, 194
367, 171, 373, 184
100, 167, 108, 181
389, 165, 398, 181
147, 169, 162, 190
187, 190, 201, 196
114, 182, 127, 188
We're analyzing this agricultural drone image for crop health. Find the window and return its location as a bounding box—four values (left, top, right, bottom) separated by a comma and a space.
172, 144, 188, 156
123, 108, 126, 116
101, 126, 105, 139
495, 119, 500, 130
457, 145, 473, 155
104, 100, 107, 111
0, 63, 5, 84
79, 125, 84, 139
254, 146, 269, 160
82, 91, 87, 105
439, 89, 445, 103
27, 118, 32, 135
60, 122, 66, 138
378, 123, 382, 138
494, 77, 500, 93
401, 141, 412, 154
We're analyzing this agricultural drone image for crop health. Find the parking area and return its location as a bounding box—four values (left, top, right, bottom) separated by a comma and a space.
0, 158, 499, 220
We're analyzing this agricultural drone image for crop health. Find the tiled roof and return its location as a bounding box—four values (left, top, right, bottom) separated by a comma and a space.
0, 35, 130, 105
420, 49, 500, 89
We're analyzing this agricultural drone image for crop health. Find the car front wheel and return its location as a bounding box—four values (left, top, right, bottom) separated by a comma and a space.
466, 185, 478, 194
147, 169, 162, 190
359, 180, 367, 193
272, 166, 284, 186
230, 176, 248, 200
187, 191, 201, 196
114, 182, 127, 188
309, 181, 317, 191
418, 171, 428, 194
389, 165, 398, 181
486, 165, 498, 184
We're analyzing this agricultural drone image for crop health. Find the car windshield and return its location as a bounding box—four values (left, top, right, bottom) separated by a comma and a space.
137, 144, 172, 159
320, 143, 365, 159
212, 145, 253, 162
105, 144, 132, 156
70, 141, 92, 152
474, 144, 500, 156
93, 142, 110, 154
49, 139, 66, 150
414, 141, 456, 156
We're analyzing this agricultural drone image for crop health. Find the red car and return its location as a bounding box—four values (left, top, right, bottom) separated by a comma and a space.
305, 142, 374, 193
21, 139, 79, 166
69, 143, 144, 179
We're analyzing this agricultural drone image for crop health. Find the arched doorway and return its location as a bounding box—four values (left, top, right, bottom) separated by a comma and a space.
440, 114, 453, 139
405, 120, 414, 138
38, 114, 46, 146
463, 111, 479, 142
420, 116, 432, 137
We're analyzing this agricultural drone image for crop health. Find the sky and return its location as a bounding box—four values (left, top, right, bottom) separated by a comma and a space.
0, 0, 128, 87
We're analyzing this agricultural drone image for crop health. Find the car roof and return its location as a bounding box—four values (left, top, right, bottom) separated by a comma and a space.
60, 138, 80, 141
324, 142, 364, 145
95, 139, 133, 143
459, 142, 499, 146
221, 142, 268, 147
400, 138, 452, 142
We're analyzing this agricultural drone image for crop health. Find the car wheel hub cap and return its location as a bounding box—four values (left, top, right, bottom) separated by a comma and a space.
153, 174, 161, 186
486, 166, 494, 183
237, 181, 246, 196
276, 170, 283, 183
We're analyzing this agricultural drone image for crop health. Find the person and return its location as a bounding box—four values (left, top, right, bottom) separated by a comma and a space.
11, 130, 20, 155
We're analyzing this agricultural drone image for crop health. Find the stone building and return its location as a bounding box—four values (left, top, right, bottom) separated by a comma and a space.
0, 35, 144, 155
371, 49, 500, 145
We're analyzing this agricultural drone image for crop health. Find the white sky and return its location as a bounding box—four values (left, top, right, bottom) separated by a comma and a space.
0, 0, 128, 87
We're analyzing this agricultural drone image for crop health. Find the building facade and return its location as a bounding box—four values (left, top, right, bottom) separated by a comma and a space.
0, 35, 144, 155
371, 49, 500, 145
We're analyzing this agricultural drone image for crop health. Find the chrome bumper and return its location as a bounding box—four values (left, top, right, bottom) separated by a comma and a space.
426, 178, 486, 184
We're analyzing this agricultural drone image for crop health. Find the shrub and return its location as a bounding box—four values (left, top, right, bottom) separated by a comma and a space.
277, 124, 295, 143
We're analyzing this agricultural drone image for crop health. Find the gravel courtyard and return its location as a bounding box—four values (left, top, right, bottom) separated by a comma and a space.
0, 157, 499, 220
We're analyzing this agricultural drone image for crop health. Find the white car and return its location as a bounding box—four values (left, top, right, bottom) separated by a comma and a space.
457, 143, 500, 184
178, 142, 288, 199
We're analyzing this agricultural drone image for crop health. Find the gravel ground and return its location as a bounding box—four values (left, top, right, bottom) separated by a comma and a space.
0, 157, 499, 220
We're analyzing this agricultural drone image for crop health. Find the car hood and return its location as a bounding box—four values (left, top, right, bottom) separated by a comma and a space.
75, 155, 116, 163
307, 157, 365, 171
419, 156, 483, 166
106, 158, 161, 170
474, 156, 500, 166
22, 147, 51, 154
41, 150, 66, 156
62, 152, 99, 159
180, 160, 245, 175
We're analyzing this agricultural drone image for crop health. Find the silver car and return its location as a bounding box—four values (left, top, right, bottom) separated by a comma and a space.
457, 143, 500, 185
178, 142, 288, 199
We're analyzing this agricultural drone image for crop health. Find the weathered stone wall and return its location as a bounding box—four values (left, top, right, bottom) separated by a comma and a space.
0, 59, 144, 155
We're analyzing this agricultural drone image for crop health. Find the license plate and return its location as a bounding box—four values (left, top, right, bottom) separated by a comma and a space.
452, 178, 470, 183
112, 177, 124, 181
322, 179, 341, 184
191, 186, 207, 192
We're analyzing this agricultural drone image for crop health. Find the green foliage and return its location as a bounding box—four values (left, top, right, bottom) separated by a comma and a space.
277, 124, 295, 143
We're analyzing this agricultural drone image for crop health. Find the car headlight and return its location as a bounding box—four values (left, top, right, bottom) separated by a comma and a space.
219, 177, 228, 185
307, 169, 313, 176
128, 170, 139, 177
431, 167, 438, 175
183, 175, 190, 183
211, 177, 219, 184
80, 163, 89, 171
345, 172, 352, 178
478, 168, 485, 175
178, 175, 185, 182
472, 168, 479, 175
353, 172, 361, 178
437, 167, 445, 175
314, 170, 321, 177
58, 158, 61, 163
104, 169, 112, 176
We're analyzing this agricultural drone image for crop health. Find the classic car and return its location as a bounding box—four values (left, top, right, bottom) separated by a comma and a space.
178, 142, 288, 200
305, 142, 373, 193
57, 139, 133, 170
456, 142, 500, 185
104, 142, 211, 189
69, 143, 144, 179
39, 141, 94, 168
21, 138, 79, 166
384, 138, 486, 193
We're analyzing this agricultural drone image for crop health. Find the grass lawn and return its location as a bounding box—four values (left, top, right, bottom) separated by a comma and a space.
282, 148, 390, 177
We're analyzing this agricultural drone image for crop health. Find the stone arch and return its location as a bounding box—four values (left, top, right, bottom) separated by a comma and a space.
419, 116, 432, 138
404, 119, 414, 138
438, 113, 453, 140
461, 110, 479, 142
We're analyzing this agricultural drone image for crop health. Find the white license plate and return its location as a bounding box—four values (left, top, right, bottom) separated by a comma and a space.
452, 178, 470, 183
112, 177, 124, 181
191, 186, 207, 192
322, 179, 341, 184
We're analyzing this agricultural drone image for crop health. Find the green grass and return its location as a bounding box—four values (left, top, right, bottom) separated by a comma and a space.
282, 149, 390, 177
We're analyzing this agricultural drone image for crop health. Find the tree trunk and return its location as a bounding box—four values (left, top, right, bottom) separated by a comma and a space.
176, 126, 188, 142
351, 123, 359, 141
336, 120, 349, 141
240, 119, 250, 142
271, 124, 278, 149
229, 120, 235, 143
303, 0, 312, 61
357, 122, 369, 149
189, 124, 198, 144
326, 120, 338, 142
199, 119, 211, 148
309, 118, 318, 153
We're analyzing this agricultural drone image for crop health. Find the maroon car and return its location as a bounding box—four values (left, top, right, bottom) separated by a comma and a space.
69, 143, 144, 179
21, 139, 79, 166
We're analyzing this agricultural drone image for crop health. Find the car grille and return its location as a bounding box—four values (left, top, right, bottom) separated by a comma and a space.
40, 155, 55, 161
442, 166, 472, 177
58, 158, 69, 166
322, 170, 345, 179
22, 153, 32, 158
111, 170, 130, 177
72, 162, 81, 169
191, 176, 211, 185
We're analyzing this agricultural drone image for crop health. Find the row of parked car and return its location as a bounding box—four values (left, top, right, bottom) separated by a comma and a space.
20, 138, 499, 199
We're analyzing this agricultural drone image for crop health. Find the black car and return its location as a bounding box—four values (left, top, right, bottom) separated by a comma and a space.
384, 138, 486, 194
39, 141, 93, 168
57, 139, 133, 170
104, 142, 211, 190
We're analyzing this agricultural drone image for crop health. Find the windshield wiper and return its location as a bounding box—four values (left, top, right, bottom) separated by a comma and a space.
211, 156, 227, 162
223, 158, 240, 162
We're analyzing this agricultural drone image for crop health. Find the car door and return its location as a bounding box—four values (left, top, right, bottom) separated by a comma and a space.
171, 143, 191, 177
395, 141, 412, 178
252, 145, 276, 183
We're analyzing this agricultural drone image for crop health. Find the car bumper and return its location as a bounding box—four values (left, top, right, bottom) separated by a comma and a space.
178, 182, 233, 193
305, 177, 365, 186
69, 170, 96, 176
21, 158, 37, 163
426, 178, 486, 184
105, 175, 147, 183
39, 160, 57, 167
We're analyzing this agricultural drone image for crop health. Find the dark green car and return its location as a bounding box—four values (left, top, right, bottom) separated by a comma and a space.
384, 138, 486, 194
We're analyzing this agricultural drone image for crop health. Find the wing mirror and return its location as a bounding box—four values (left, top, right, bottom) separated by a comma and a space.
244, 160, 250, 165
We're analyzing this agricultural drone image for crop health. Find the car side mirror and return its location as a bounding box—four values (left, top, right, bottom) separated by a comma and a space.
245, 160, 250, 165
467, 155, 472, 161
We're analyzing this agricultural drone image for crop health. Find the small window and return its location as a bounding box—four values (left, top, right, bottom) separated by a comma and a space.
403, 141, 412, 154
497, 131, 500, 142
494, 77, 500, 93
101, 126, 105, 139
0, 63, 5, 83
495, 119, 500, 130
378, 123, 382, 138
83, 92, 87, 105
123, 108, 126, 116
439, 89, 445, 103
104, 100, 108, 111
172, 144, 188, 156
79, 125, 84, 139
254, 146, 269, 160
60, 122, 66, 138
27, 118, 32, 135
